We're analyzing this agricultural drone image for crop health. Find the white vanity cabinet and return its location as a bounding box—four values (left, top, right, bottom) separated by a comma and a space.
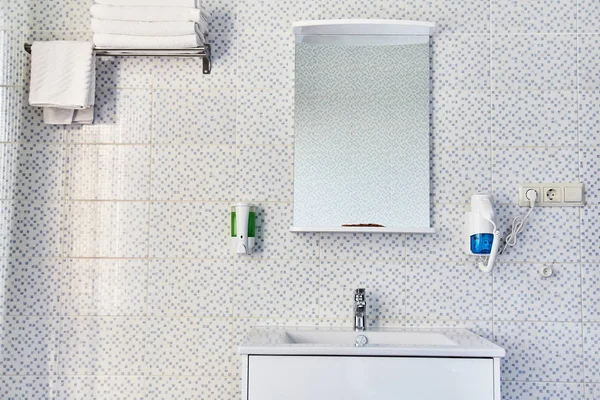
244, 355, 499, 400
238, 328, 505, 400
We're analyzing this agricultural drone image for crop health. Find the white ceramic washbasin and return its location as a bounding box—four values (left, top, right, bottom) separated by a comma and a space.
239, 327, 505, 358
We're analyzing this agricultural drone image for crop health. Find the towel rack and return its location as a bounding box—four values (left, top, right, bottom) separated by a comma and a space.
24, 43, 211, 74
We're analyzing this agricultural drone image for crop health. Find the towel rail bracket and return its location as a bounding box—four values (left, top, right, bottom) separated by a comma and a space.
24, 43, 212, 74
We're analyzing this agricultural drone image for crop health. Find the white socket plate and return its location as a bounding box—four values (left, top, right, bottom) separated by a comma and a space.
518, 183, 585, 207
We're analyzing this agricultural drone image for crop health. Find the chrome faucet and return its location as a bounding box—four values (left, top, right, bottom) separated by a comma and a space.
354, 288, 367, 331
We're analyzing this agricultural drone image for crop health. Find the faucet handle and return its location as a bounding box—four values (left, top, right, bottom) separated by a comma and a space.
355, 288, 366, 302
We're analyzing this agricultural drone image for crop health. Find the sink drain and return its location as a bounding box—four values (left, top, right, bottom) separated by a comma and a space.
355, 335, 368, 347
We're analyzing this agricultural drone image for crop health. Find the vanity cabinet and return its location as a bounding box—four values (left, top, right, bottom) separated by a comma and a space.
243, 355, 500, 400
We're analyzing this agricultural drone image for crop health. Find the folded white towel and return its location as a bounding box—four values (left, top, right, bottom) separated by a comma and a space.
95, 0, 197, 7
91, 18, 208, 37
90, 4, 210, 23
93, 33, 202, 48
29, 41, 96, 125
44, 108, 94, 125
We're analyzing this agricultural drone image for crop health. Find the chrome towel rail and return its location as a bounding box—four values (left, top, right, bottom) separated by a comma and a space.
24, 43, 211, 74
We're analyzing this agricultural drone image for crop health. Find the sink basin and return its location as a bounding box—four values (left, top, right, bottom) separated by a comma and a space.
285, 330, 456, 346
239, 327, 505, 358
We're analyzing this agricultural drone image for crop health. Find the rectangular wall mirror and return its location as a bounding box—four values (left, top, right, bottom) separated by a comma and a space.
291, 20, 436, 233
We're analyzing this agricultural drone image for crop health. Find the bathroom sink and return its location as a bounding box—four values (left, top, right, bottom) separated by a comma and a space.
239, 327, 505, 358
285, 330, 456, 346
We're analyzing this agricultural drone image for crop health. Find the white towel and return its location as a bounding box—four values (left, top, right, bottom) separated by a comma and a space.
29, 41, 96, 125
91, 18, 208, 37
90, 4, 210, 23
93, 33, 202, 48
95, 0, 197, 7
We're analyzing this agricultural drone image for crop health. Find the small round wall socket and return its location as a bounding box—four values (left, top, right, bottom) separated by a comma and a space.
538, 265, 553, 278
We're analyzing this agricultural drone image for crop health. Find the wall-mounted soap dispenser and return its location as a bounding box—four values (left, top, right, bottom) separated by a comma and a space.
231, 203, 256, 255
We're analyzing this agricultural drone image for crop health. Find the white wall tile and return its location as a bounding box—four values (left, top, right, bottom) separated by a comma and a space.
53, 376, 148, 400
583, 264, 600, 322
494, 321, 583, 382
580, 90, 600, 146
147, 376, 233, 400
319, 261, 405, 320
587, 383, 600, 399
234, 259, 319, 318
59, 317, 147, 375
4, 258, 61, 316
492, 0, 576, 33
320, 232, 404, 261
1, 317, 59, 375
501, 382, 584, 400
492, 147, 580, 204
406, 261, 492, 321
404, 319, 493, 340
64, 201, 149, 258
237, 89, 294, 145
492, 91, 578, 147
11, 200, 63, 258
579, 0, 600, 33
33, 0, 92, 32
0, 30, 24, 86
493, 35, 577, 90
0, 143, 17, 199
581, 147, 600, 204
582, 206, 600, 262
0, 376, 55, 399
238, 34, 294, 89
13, 144, 64, 200
97, 57, 154, 89
61, 259, 147, 316
151, 145, 235, 201
494, 263, 581, 322
148, 259, 232, 317
406, 0, 489, 34
0, 86, 23, 142
65, 145, 151, 200
585, 323, 600, 382
153, 90, 236, 145
149, 202, 230, 258
236, 145, 293, 201
579, 35, 600, 89
431, 35, 491, 90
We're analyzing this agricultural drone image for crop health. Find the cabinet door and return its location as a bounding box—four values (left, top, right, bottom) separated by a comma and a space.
248, 356, 495, 400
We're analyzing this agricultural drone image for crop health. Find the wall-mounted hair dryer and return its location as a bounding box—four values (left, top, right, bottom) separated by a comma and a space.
465, 194, 501, 273
231, 203, 256, 255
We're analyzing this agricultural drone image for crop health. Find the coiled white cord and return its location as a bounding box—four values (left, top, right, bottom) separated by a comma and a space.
501, 190, 537, 255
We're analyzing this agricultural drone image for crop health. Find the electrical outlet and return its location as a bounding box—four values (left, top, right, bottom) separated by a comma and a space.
518, 183, 584, 207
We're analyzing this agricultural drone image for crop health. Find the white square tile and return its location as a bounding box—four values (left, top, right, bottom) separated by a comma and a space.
494, 263, 581, 321
406, 261, 492, 321
149, 202, 230, 258
11, 200, 63, 258
496, 205, 580, 262
494, 321, 583, 382
431, 146, 491, 203
236, 145, 293, 201
579, 35, 600, 89
60, 317, 148, 375
431, 90, 490, 147
587, 383, 600, 399
0, 376, 55, 399
404, 319, 493, 340
248, 203, 320, 259
61, 259, 148, 316
501, 382, 584, 400
406, 0, 489, 34
492, 0, 576, 33
4, 258, 61, 316
492, 91, 578, 147
238, 0, 295, 34
148, 259, 233, 317
0, 0, 30, 29
13, 144, 64, 200
314, 0, 405, 20
493, 34, 577, 90
234, 259, 319, 319
153, 90, 236, 145
580, 90, 600, 146
492, 147, 579, 204
406, 204, 467, 261
146, 317, 231, 376
65, 145, 151, 200
1, 317, 59, 375
0, 200, 12, 257
320, 232, 404, 261
97, 57, 154, 89
579, 0, 600, 33
239, 34, 294, 89
64, 201, 149, 258
20, 103, 66, 144
200, 0, 237, 33
431, 35, 490, 91
53, 376, 148, 400
581, 206, 600, 262
0, 86, 23, 142
584, 323, 600, 382
65, 88, 153, 145
583, 264, 600, 322
319, 261, 405, 320
237, 89, 294, 145
147, 376, 233, 400
33, 0, 92, 32
0, 144, 17, 200
151, 145, 235, 201
581, 147, 600, 204
0, 30, 24, 86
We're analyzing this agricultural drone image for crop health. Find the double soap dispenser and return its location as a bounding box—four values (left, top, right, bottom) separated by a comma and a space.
231, 203, 256, 255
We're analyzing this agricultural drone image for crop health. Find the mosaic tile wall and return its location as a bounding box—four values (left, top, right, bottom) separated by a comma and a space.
0, 0, 599, 398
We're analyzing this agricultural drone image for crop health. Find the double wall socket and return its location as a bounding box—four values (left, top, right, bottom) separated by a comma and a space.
518, 183, 585, 207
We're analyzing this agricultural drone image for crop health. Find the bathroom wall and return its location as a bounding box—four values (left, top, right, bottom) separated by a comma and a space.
0, 0, 599, 398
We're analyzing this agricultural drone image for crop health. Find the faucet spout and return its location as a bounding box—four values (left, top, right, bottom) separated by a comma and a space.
354, 288, 367, 331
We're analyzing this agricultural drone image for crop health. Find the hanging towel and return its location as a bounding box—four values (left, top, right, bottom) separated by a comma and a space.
90, 4, 210, 23
91, 18, 208, 38
93, 33, 202, 48
95, 0, 197, 7
29, 41, 96, 125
